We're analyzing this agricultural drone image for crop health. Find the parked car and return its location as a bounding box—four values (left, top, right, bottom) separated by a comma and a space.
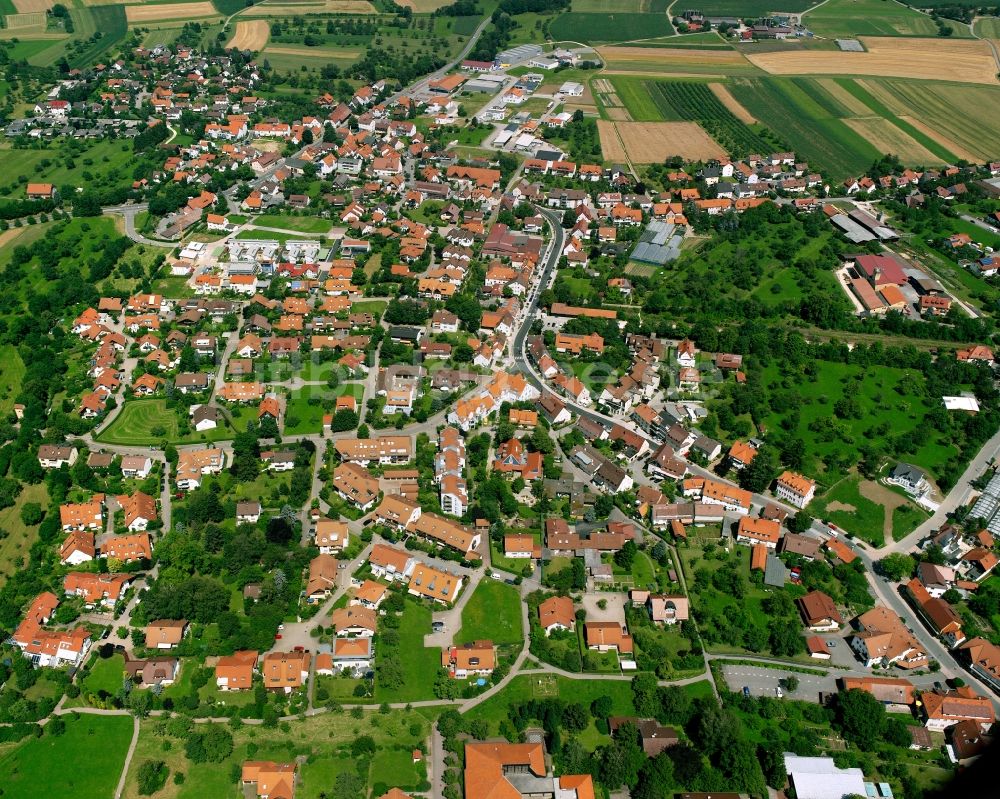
742, 686, 750, 697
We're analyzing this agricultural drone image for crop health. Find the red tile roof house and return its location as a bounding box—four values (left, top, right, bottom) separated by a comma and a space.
905, 578, 966, 647
12, 592, 92, 668
539, 595, 576, 634
216, 651, 258, 691
921, 686, 995, 732
241, 761, 297, 799
584, 621, 633, 654
797, 590, 844, 632
442, 641, 495, 678
145, 619, 189, 649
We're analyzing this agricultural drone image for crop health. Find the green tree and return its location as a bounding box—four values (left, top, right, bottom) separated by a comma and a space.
877, 553, 915, 582
614, 540, 637, 570
739, 444, 778, 493
19, 502, 42, 526
835, 689, 885, 749
137, 760, 169, 795
632, 752, 674, 799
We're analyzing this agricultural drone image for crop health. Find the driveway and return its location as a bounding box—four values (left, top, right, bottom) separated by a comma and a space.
580, 591, 627, 624
424, 566, 486, 649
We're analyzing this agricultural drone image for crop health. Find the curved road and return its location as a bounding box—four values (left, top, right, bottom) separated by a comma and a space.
102, 203, 176, 248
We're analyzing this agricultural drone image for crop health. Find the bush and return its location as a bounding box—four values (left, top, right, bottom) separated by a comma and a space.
184, 725, 233, 763
137, 760, 169, 795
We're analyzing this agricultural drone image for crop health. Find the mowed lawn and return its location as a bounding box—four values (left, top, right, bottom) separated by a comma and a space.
252, 214, 333, 234
0, 713, 133, 797
284, 384, 365, 435
98, 399, 235, 445
465, 674, 638, 740
802, 0, 968, 38
811, 475, 888, 546
456, 579, 523, 646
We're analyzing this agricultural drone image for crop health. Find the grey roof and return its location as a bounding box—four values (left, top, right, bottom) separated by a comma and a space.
891, 462, 926, 483
764, 553, 788, 587
631, 220, 682, 265
830, 214, 875, 243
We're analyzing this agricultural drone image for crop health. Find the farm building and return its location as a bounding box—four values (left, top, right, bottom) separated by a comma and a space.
630, 221, 683, 265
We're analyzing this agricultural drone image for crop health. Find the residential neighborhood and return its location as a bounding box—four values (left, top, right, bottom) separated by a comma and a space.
0, 6, 999, 799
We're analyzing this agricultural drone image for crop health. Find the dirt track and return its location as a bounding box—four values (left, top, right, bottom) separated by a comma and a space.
708, 82, 756, 123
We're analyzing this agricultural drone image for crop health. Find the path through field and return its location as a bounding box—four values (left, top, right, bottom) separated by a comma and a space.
858, 479, 906, 547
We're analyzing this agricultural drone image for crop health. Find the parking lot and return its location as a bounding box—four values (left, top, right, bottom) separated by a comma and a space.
721, 664, 839, 703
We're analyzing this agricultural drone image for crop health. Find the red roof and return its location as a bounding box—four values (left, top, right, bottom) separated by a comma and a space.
854, 254, 908, 286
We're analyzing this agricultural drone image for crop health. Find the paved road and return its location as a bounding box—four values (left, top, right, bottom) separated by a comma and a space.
388, 17, 493, 105
960, 212, 1000, 236
103, 203, 176, 248
881, 426, 1000, 555
855, 545, 1000, 710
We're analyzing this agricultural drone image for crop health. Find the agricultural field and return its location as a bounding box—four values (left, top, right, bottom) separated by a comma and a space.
0, 139, 145, 198
708, 81, 756, 122
0, 714, 134, 798
643, 79, 773, 155
852, 77, 1000, 162
732, 76, 880, 179
597, 119, 726, 162
125, 1, 218, 22
802, 0, 970, 38
261, 44, 360, 73
596, 44, 760, 75
974, 16, 1000, 38
571, 0, 667, 11
841, 116, 942, 164
609, 78, 775, 158
549, 12, 674, 43
746, 35, 998, 83
633, 31, 731, 46
396, 0, 456, 10
241, 0, 378, 15
687, 0, 820, 14
60, 5, 127, 69
226, 18, 268, 49
11, 0, 49, 12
